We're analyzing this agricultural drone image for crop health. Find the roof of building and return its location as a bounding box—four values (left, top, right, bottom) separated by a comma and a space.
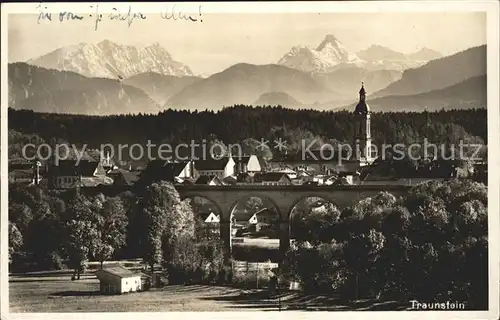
195, 158, 230, 171
50, 160, 100, 177
231, 155, 252, 164
108, 168, 140, 186
94, 265, 139, 279
118, 170, 141, 186
139, 160, 190, 183
199, 211, 220, 221
195, 175, 221, 185
254, 172, 290, 183
235, 172, 254, 183
222, 175, 238, 185
80, 175, 114, 187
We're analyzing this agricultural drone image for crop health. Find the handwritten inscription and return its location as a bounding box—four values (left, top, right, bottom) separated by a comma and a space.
36, 3, 203, 30
161, 4, 202, 22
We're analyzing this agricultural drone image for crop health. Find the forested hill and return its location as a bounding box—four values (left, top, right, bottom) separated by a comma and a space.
8, 106, 487, 159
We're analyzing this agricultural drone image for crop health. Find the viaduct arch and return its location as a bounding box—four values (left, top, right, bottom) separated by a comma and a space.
176, 185, 411, 260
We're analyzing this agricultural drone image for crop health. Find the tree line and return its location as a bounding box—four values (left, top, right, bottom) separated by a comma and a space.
8, 106, 487, 166
8, 106, 487, 148
8, 182, 228, 285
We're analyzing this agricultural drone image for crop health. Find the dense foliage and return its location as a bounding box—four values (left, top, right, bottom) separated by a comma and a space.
8, 182, 228, 284
286, 180, 488, 309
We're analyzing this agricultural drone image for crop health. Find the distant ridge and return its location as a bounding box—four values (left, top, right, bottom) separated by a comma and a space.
8, 62, 161, 115
343, 75, 486, 112
372, 45, 486, 98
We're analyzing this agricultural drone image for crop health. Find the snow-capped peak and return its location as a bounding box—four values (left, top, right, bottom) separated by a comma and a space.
278, 34, 363, 73
28, 40, 193, 79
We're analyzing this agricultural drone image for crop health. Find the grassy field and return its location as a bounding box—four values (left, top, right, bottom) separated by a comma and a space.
9, 272, 408, 312
9, 273, 260, 312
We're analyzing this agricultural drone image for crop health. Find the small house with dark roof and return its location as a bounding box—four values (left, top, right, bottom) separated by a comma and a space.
94, 265, 142, 294
254, 172, 292, 185
194, 175, 223, 186
138, 160, 194, 186
49, 160, 111, 189
194, 157, 235, 179
108, 168, 141, 187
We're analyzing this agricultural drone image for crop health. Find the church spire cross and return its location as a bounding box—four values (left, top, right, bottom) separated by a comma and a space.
359, 82, 366, 96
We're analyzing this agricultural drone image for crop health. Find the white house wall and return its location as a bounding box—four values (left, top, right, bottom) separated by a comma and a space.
224, 158, 236, 178
120, 276, 142, 293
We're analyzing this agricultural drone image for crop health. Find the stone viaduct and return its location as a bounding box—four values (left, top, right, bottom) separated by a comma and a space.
175, 185, 412, 259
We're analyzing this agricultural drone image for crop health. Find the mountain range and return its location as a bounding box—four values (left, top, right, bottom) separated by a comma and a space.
8, 38, 486, 115
166, 63, 342, 109
123, 72, 202, 106
27, 40, 193, 79
278, 35, 443, 73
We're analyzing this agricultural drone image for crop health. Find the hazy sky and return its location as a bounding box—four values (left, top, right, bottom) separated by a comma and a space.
8, 11, 486, 75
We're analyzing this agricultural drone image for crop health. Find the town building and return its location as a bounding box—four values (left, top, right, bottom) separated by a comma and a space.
254, 172, 292, 185
353, 82, 374, 166
194, 157, 235, 179
108, 168, 141, 187
195, 175, 223, 186
94, 265, 142, 294
200, 211, 221, 223
232, 155, 263, 175
49, 160, 112, 189
137, 160, 194, 186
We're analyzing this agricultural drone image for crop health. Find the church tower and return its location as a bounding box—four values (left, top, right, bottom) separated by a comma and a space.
353, 82, 372, 165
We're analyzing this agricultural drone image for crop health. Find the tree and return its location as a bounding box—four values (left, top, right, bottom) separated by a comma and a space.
95, 196, 128, 268
8, 203, 33, 233
141, 182, 194, 273
241, 138, 273, 160
64, 194, 100, 279
244, 197, 264, 213
9, 222, 23, 264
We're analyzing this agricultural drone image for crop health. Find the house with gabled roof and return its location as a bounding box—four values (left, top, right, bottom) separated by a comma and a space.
194, 157, 235, 179
94, 265, 142, 294
200, 211, 221, 223
137, 160, 194, 186
108, 168, 141, 187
